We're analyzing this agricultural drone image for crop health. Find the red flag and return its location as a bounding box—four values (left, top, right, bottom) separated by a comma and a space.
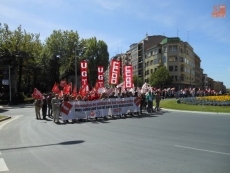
60, 80, 67, 87
59, 90, 63, 98
79, 85, 87, 97
63, 84, 71, 95
72, 85, 77, 97
52, 83, 60, 94
32, 88, 43, 99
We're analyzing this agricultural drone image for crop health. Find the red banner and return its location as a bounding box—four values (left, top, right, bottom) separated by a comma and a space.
109, 60, 120, 85
97, 66, 104, 88
80, 61, 88, 87
124, 65, 133, 89
61, 101, 73, 115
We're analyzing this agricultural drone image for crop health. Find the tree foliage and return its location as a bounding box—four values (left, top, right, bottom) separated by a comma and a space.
0, 23, 110, 97
149, 65, 173, 88
133, 74, 143, 87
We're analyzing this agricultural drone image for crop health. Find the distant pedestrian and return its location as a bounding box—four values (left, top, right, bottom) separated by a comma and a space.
51, 94, 61, 123
154, 91, 161, 111
140, 93, 146, 114
34, 99, 42, 120
146, 91, 154, 113
42, 93, 48, 120
47, 93, 53, 117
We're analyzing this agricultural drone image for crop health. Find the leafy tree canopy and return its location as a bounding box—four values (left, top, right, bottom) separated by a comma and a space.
149, 65, 173, 88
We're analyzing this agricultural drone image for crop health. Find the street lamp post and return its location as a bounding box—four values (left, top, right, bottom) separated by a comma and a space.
9, 65, 11, 103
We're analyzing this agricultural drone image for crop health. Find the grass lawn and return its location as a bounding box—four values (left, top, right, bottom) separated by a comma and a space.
160, 98, 230, 113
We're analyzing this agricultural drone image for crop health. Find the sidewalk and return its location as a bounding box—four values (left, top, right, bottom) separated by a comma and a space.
0, 103, 34, 109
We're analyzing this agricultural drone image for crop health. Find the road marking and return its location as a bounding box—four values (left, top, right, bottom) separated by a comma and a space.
81, 124, 90, 127
0, 158, 9, 171
0, 115, 23, 130
175, 145, 230, 156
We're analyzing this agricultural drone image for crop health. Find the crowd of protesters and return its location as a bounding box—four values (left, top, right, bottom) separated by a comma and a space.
156, 87, 222, 99
33, 81, 223, 124
33, 87, 162, 124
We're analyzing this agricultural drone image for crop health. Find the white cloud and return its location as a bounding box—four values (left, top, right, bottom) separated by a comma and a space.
0, 3, 68, 41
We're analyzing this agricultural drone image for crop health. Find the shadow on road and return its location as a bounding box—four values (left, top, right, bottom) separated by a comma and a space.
0, 108, 9, 113
0, 140, 85, 151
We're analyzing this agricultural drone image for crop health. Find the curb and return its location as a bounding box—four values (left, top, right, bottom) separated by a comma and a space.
161, 108, 230, 115
0, 116, 11, 122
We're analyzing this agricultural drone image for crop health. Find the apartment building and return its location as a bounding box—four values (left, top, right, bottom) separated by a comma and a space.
143, 37, 200, 90
104, 34, 226, 92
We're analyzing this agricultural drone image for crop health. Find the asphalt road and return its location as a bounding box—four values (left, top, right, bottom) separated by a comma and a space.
0, 105, 230, 173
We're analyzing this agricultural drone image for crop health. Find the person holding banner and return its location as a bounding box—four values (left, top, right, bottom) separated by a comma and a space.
34, 99, 42, 120
51, 94, 61, 123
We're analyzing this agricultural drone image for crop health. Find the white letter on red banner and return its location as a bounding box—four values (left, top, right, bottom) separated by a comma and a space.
124, 65, 133, 89
98, 66, 104, 88
81, 61, 89, 90
109, 60, 120, 85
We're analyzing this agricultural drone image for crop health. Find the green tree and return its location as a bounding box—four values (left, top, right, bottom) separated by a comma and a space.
0, 23, 43, 94
43, 30, 80, 90
149, 65, 173, 89
133, 74, 143, 87
83, 37, 109, 88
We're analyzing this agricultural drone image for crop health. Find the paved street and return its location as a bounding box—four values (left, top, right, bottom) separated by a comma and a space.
0, 106, 230, 173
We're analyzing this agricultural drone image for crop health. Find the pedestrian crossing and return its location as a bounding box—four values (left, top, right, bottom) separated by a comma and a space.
0, 116, 23, 172
0, 158, 9, 172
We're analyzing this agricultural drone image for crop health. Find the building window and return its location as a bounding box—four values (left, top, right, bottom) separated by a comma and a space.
181, 76, 184, 81
163, 46, 167, 53
150, 60, 153, 65
147, 70, 149, 75
169, 56, 177, 62
154, 59, 158, 64
175, 76, 178, 81
169, 66, 177, 71
151, 69, 153, 73
163, 56, 166, 63
180, 57, 184, 62
159, 48, 162, 53
169, 45, 178, 52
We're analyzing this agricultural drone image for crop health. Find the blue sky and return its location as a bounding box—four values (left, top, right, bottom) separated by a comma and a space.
1, 0, 230, 88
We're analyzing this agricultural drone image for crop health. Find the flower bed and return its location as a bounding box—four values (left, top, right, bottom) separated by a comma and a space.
178, 96, 230, 106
